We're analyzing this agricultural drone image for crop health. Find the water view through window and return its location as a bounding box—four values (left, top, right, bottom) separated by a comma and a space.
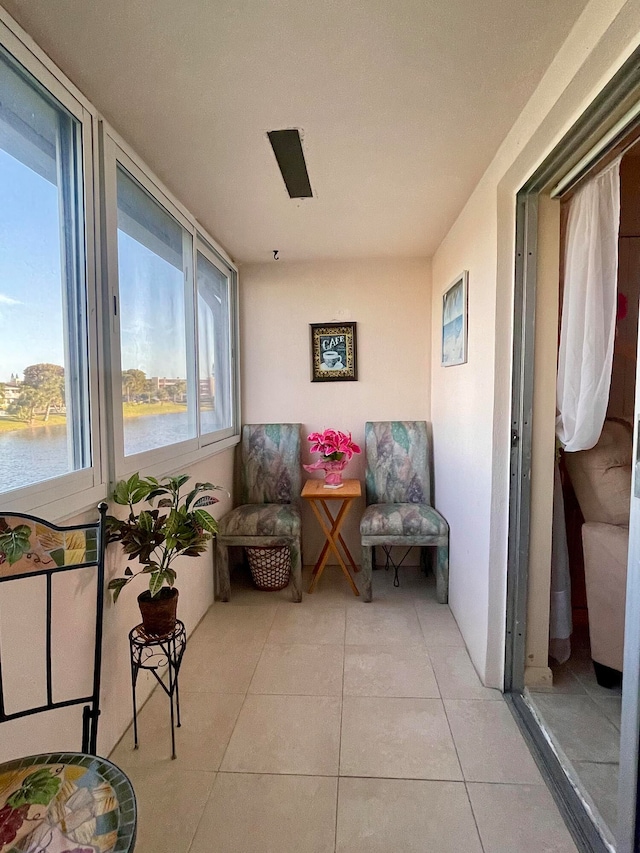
1, 43, 238, 499
116, 167, 195, 457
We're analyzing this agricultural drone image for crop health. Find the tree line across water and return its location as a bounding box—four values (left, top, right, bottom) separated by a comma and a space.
0, 365, 187, 424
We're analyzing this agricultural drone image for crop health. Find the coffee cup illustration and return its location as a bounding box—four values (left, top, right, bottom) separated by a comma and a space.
321, 350, 342, 369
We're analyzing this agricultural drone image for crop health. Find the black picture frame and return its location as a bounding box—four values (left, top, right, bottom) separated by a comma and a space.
310, 322, 358, 382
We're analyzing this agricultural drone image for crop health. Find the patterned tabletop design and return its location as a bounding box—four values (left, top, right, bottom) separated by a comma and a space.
0, 752, 136, 853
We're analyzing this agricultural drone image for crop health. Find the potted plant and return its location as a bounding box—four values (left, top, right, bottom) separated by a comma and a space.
303, 428, 361, 486
106, 473, 222, 636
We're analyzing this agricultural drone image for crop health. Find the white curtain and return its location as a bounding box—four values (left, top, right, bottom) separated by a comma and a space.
551, 157, 621, 657
556, 157, 621, 452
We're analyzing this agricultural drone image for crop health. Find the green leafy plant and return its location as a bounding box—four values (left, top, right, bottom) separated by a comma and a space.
106, 473, 223, 601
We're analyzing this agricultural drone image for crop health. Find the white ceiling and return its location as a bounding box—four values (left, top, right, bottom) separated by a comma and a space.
2, 0, 590, 263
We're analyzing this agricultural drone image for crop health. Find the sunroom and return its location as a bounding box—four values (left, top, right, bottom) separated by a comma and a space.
3, 2, 640, 852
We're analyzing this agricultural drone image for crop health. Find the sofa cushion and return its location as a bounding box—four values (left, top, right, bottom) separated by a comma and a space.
219, 504, 301, 537
564, 419, 631, 526
582, 521, 628, 671
360, 503, 447, 538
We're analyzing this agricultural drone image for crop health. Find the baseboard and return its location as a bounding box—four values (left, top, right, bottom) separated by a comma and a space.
524, 664, 553, 687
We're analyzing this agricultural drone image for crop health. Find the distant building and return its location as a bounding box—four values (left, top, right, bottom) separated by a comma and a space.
150, 377, 187, 403
1, 381, 22, 408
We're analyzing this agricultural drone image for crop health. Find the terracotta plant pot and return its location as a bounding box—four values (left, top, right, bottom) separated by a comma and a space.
137, 587, 179, 637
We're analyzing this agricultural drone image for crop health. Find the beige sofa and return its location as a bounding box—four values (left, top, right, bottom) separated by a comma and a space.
564, 419, 631, 687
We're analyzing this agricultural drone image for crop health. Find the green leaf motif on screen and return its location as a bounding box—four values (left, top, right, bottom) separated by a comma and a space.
0, 524, 32, 565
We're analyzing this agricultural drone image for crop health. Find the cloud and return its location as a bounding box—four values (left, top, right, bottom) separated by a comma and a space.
0, 293, 21, 306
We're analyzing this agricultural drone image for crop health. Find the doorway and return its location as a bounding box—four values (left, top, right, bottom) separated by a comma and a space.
506, 44, 640, 853
525, 149, 640, 846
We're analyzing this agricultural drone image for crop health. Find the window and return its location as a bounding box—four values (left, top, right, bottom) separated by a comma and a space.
0, 47, 95, 502
116, 166, 196, 457
197, 244, 235, 441
0, 25, 239, 511
104, 134, 239, 476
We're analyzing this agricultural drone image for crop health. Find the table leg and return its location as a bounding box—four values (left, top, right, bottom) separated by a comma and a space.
308, 498, 359, 596
311, 536, 331, 578
319, 499, 360, 574
167, 639, 177, 760
175, 677, 182, 728
307, 499, 337, 591
130, 652, 139, 750
173, 633, 182, 728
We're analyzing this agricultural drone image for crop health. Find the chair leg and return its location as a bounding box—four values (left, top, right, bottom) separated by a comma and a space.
361, 545, 373, 602
215, 540, 231, 602
290, 537, 302, 602
436, 543, 448, 604
420, 546, 429, 575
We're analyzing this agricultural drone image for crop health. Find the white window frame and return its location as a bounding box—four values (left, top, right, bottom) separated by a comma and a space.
0, 11, 240, 516
101, 123, 240, 483
196, 236, 240, 448
0, 14, 106, 519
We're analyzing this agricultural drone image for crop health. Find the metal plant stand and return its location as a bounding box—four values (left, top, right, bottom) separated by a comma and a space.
129, 620, 186, 759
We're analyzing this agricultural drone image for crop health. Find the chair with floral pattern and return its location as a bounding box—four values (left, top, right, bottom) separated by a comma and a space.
0, 505, 138, 852
215, 423, 303, 602
0, 504, 109, 754
359, 421, 449, 602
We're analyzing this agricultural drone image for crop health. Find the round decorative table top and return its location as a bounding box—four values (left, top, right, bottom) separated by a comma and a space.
0, 752, 136, 853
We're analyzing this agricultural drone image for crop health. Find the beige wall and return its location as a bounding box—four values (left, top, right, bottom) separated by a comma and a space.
239, 257, 431, 563
430, 0, 640, 687
431, 187, 498, 682
0, 449, 234, 763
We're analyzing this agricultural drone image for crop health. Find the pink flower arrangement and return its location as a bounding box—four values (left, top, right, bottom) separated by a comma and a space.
307, 429, 361, 461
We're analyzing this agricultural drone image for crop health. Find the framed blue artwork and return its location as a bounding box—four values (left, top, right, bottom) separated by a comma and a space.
442, 271, 468, 367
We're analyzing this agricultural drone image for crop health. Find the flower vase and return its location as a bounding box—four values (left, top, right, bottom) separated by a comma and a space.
303, 454, 348, 487
322, 458, 347, 486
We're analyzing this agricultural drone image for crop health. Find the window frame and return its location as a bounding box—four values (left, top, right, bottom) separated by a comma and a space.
0, 17, 105, 519
101, 124, 240, 483
0, 12, 240, 518
196, 236, 240, 449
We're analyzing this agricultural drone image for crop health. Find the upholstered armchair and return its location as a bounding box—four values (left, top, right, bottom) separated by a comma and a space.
215, 423, 303, 602
359, 421, 449, 603
564, 419, 631, 686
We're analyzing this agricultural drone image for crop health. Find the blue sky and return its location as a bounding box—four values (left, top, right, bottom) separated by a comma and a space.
118, 231, 188, 380
0, 148, 65, 382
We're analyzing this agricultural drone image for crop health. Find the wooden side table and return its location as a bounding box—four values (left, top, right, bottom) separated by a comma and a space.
302, 478, 361, 596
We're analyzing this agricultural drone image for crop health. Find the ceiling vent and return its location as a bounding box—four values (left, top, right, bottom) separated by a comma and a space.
267, 129, 313, 198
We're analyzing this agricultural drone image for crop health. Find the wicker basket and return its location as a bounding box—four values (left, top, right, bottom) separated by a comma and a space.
246, 545, 291, 591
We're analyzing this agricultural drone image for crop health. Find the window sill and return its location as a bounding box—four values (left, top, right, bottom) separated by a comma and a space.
0, 435, 239, 524
0, 482, 109, 524
118, 432, 239, 482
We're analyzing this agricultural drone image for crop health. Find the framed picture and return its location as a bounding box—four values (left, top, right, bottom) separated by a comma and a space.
310, 322, 358, 382
442, 271, 468, 367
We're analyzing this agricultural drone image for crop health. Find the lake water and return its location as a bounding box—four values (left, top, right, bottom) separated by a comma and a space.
0, 411, 191, 492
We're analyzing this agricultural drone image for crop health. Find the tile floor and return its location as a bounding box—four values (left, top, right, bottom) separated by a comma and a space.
528, 633, 622, 835
110, 564, 578, 853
